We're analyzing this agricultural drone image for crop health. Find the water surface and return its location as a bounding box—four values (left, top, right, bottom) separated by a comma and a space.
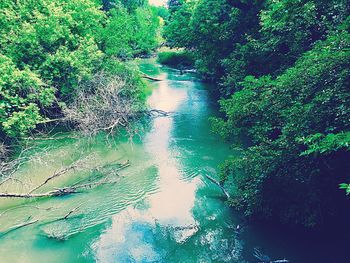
0, 59, 348, 263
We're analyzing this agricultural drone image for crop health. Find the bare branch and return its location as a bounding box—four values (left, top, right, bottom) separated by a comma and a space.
28, 158, 88, 194
0, 160, 130, 199
141, 73, 163, 81
63, 206, 80, 220
63, 72, 145, 137
0, 218, 39, 237
204, 174, 230, 199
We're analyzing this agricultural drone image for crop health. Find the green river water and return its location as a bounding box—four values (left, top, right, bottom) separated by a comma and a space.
0, 59, 348, 263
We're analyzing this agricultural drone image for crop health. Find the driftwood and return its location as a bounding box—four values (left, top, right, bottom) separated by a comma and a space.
172, 224, 199, 232
28, 163, 81, 194
149, 109, 169, 117
0, 160, 130, 199
254, 248, 289, 263
0, 218, 39, 237
141, 73, 162, 81
204, 174, 230, 199
63, 206, 80, 220
177, 69, 197, 74
0, 188, 78, 198
0, 177, 122, 199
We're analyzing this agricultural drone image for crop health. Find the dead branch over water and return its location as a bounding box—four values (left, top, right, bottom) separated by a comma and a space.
63, 72, 143, 136
0, 218, 39, 237
27, 158, 86, 194
0, 157, 130, 237
0, 159, 130, 199
58, 72, 170, 138
204, 174, 230, 199
0, 145, 35, 185
141, 73, 162, 81
0, 72, 165, 234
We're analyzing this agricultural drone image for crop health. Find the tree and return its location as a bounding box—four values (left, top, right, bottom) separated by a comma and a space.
165, 0, 350, 226
213, 25, 350, 226
0, 0, 160, 138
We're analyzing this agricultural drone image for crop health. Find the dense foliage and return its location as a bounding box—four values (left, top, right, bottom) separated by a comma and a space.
99, 3, 160, 58
165, 0, 350, 226
0, 0, 160, 139
157, 50, 194, 68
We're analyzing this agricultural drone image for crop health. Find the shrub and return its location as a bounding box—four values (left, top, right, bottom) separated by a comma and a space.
157, 51, 195, 69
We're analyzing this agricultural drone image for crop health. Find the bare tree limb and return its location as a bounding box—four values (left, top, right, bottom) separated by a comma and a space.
204, 174, 230, 199
141, 73, 162, 81
63, 206, 80, 220
0, 218, 39, 237
0, 205, 54, 218
28, 159, 85, 194
0, 160, 130, 199
63, 72, 145, 137
149, 109, 170, 117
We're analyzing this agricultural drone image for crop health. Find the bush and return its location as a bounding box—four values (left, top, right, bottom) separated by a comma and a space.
157, 51, 195, 69
213, 28, 350, 226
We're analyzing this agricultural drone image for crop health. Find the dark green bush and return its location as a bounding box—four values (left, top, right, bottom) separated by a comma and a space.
157, 51, 195, 69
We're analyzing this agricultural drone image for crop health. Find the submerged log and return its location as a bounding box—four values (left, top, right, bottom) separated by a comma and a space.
149, 109, 169, 117
0, 160, 130, 199
204, 174, 230, 199
0, 188, 78, 198
62, 206, 80, 220
28, 164, 78, 194
254, 247, 289, 263
141, 73, 162, 81
0, 218, 39, 237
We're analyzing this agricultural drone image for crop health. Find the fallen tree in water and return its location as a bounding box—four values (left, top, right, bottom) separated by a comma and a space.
0, 181, 110, 198
141, 73, 163, 81
62, 72, 169, 137
0, 156, 131, 238
0, 217, 39, 237
0, 155, 130, 199
63, 72, 144, 136
254, 248, 289, 263
204, 174, 230, 199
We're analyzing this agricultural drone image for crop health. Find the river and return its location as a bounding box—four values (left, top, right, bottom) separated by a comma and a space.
0, 59, 348, 263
